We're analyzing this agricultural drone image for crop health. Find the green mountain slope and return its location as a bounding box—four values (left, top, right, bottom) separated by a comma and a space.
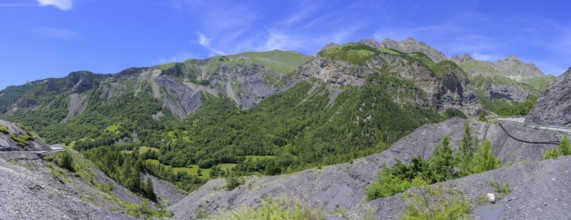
0, 43, 481, 192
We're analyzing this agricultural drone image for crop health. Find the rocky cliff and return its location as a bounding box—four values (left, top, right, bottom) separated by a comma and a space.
303, 43, 480, 115
527, 68, 571, 126
169, 118, 561, 219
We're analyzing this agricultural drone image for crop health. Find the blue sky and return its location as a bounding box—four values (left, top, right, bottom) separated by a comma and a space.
1, 0, 570, 89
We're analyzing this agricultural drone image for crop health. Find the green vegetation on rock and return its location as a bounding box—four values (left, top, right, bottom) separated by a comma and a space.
0, 125, 9, 134
544, 135, 571, 159
401, 178, 471, 220
318, 43, 380, 65
366, 123, 500, 200
213, 197, 325, 220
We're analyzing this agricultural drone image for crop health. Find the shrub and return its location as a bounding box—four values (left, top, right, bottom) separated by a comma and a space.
401, 177, 471, 220
54, 150, 75, 172
543, 135, 571, 159
10, 134, 29, 147
444, 108, 467, 119
225, 176, 244, 190
488, 178, 511, 196
366, 168, 412, 200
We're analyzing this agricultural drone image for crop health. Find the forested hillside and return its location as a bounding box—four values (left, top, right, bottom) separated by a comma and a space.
0, 40, 542, 194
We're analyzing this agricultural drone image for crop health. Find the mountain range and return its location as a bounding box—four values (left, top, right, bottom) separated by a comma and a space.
0, 38, 567, 219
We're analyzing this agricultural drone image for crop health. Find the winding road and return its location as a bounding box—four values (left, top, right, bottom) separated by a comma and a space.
0, 145, 67, 160
495, 117, 571, 134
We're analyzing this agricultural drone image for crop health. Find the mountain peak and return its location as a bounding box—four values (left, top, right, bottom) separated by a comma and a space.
357, 38, 380, 48
378, 38, 447, 62
450, 54, 474, 64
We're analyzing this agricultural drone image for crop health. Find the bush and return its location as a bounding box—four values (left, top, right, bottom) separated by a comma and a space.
401, 178, 471, 220
444, 108, 467, 119
488, 178, 511, 196
544, 135, 571, 159
55, 150, 75, 172
225, 176, 244, 190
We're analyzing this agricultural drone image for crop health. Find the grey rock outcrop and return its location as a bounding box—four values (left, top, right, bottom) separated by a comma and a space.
169, 118, 559, 219
494, 56, 544, 82
527, 68, 571, 125
481, 83, 531, 103
301, 48, 481, 115
450, 54, 474, 64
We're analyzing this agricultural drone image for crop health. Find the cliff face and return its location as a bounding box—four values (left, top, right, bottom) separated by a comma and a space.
527, 68, 571, 126
301, 43, 480, 115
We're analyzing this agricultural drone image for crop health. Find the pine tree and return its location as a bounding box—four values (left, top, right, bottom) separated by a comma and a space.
472, 140, 500, 173
429, 136, 457, 183
460, 122, 473, 157
145, 176, 157, 201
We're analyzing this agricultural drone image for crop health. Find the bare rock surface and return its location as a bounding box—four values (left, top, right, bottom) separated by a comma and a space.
0, 159, 134, 220
365, 155, 571, 219
0, 119, 47, 152
169, 118, 559, 219
144, 174, 186, 205
527, 68, 571, 126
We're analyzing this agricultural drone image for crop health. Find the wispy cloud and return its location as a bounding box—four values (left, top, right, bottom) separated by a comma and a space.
197, 32, 224, 55
38, 0, 73, 11
35, 27, 78, 40
0, 2, 36, 7
153, 51, 194, 65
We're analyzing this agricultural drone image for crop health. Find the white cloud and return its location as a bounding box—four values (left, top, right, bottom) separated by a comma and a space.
35, 27, 78, 40
38, 0, 73, 11
196, 32, 224, 55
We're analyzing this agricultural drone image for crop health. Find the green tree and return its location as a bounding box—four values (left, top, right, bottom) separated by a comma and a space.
366, 164, 412, 200
429, 136, 457, 182
144, 176, 157, 201
472, 140, 500, 173
459, 122, 473, 157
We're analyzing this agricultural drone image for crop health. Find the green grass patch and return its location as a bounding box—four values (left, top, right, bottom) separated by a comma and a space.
318, 43, 379, 65
458, 60, 500, 76
146, 159, 211, 179
157, 62, 177, 71
219, 163, 237, 172
230, 50, 310, 75
527, 75, 556, 91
